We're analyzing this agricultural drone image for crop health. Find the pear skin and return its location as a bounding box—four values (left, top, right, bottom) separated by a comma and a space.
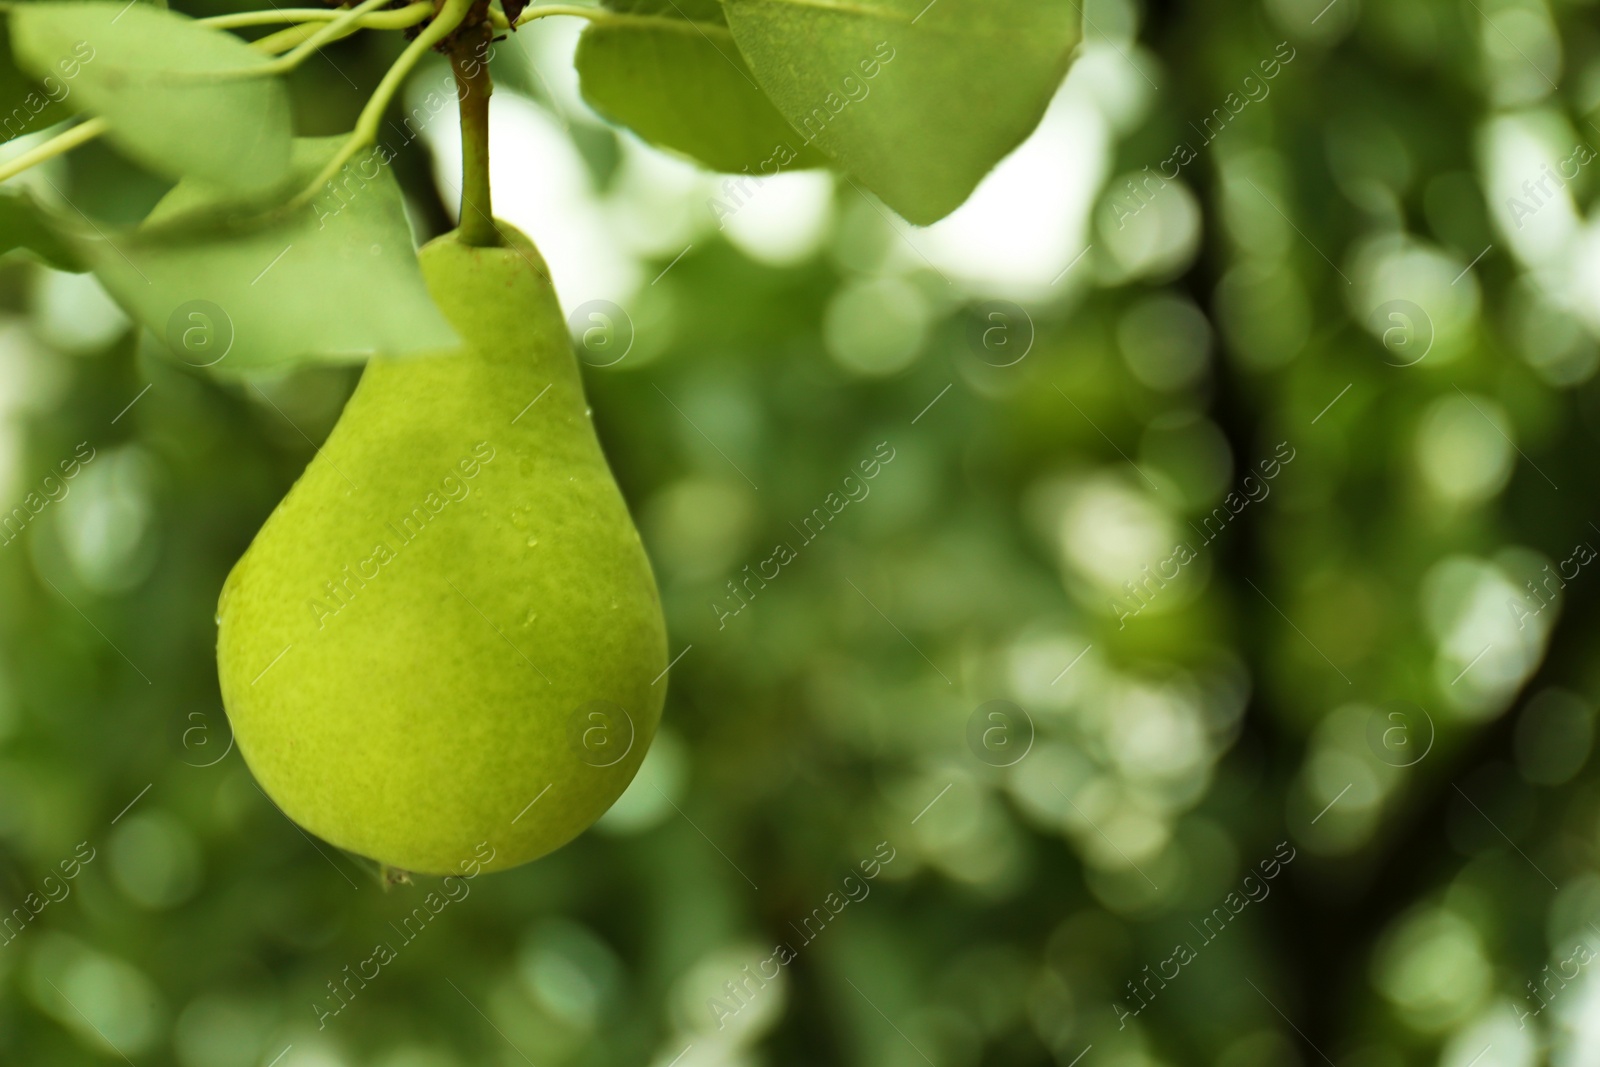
216, 224, 666, 875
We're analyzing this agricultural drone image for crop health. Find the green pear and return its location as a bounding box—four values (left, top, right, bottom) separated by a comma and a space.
216, 224, 666, 876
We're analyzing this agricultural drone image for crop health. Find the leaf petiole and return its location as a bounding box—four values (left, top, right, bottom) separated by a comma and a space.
290, 0, 477, 210
232, 4, 434, 60
518, 4, 605, 24
518, 4, 601, 27
0, 117, 107, 187
249, 21, 334, 54
211, 0, 398, 80
487, 4, 604, 30
198, 4, 432, 31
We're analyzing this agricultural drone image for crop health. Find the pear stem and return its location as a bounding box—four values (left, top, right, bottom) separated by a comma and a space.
449, 11, 502, 248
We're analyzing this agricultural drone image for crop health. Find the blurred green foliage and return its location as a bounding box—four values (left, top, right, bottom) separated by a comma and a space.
5, 0, 1600, 1066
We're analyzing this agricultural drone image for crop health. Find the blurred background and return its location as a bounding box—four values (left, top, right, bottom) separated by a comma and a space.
3, 0, 1599, 1064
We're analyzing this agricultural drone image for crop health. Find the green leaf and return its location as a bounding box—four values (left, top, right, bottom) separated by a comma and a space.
9, 1, 292, 195
575, 6, 827, 174
0, 191, 84, 271
722, 0, 1079, 224
0, 20, 75, 145
82, 138, 459, 372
